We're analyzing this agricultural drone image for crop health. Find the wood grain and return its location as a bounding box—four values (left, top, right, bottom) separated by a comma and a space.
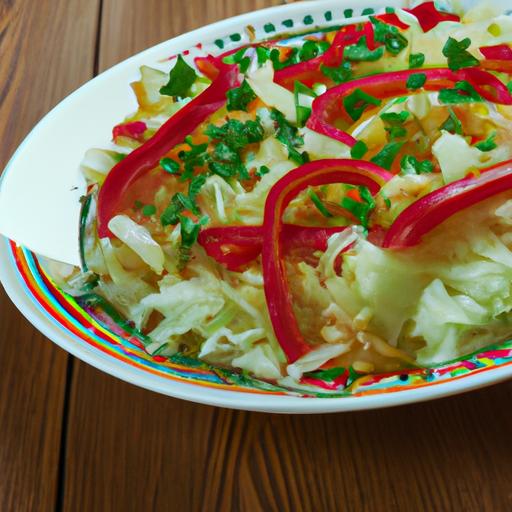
58, 1, 512, 511
0, 1, 100, 511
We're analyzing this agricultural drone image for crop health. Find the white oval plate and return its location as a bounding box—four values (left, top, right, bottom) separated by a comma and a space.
2, 0, 512, 413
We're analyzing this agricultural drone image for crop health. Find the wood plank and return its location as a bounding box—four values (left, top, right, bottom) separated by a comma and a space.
63, 1, 512, 510
0, 1, 100, 510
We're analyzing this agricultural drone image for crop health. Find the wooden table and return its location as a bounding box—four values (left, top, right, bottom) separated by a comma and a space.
1, 1, 512, 510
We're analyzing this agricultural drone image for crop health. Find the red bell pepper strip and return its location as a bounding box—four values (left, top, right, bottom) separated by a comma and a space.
407, 2, 459, 33
261, 159, 393, 362
96, 62, 240, 238
480, 44, 512, 61
112, 121, 147, 142
307, 67, 512, 145
198, 224, 348, 270
274, 25, 364, 89
375, 13, 409, 30
383, 158, 512, 249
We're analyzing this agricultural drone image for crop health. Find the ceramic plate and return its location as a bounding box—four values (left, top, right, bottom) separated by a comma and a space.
2, 0, 512, 413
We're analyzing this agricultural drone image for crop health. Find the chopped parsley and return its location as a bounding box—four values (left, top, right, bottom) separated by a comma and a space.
133, 200, 143, 210
340, 185, 375, 228
406, 72, 427, 90
160, 192, 199, 226
269, 47, 299, 70
475, 131, 497, 152
438, 80, 483, 104
343, 88, 382, 122
209, 142, 248, 180
178, 137, 210, 180
320, 61, 353, 84
380, 111, 409, 139
160, 55, 197, 97
350, 140, 368, 159
141, 204, 157, 217
188, 174, 207, 199
370, 141, 404, 170
409, 52, 425, 69
271, 109, 307, 164
308, 188, 333, 218
256, 165, 270, 177
222, 47, 251, 73
442, 37, 479, 71
370, 16, 408, 55
178, 215, 208, 269
440, 108, 463, 135
160, 157, 181, 174
294, 81, 316, 127
400, 155, 434, 175
226, 80, 256, 111
205, 118, 264, 151
508, 81, 512, 94
298, 39, 330, 62
344, 36, 385, 62
305, 366, 346, 381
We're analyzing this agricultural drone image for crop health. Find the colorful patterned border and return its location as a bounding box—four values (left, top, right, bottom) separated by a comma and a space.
8, 240, 512, 398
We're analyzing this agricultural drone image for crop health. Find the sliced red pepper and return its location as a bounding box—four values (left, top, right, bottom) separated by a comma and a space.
198, 224, 348, 270
274, 25, 364, 89
261, 159, 393, 363
112, 121, 147, 142
406, 2, 459, 33
480, 44, 512, 61
97, 62, 240, 238
307, 67, 512, 146
375, 13, 409, 30
383, 158, 512, 249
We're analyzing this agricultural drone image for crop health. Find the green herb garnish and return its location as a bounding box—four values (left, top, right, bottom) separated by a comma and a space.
320, 61, 353, 84
222, 47, 251, 73
409, 52, 425, 69
256, 165, 270, 177
142, 204, 157, 216
442, 37, 479, 71
475, 131, 497, 152
178, 137, 210, 180
308, 188, 333, 218
371, 16, 408, 55
343, 88, 382, 121
271, 109, 307, 164
161, 192, 199, 226
160, 157, 181, 174
205, 118, 264, 151
370, 141, 404, 170
380, 111, 409, 139
294, 81, 316, 127
160, 55, 197, 97
440, 108, 463, 135
344, 36, 385, 62
133, 200, 143, 210
350, 140, 368, 159
438, 80, 482, 104
178, 215, 208, 269
340, 185, 375, 227
226, 79, 256, 111
400, 155, 434, 175
298, 39, 329, 62
406, 72, 427, 90
305, 366, 346, 381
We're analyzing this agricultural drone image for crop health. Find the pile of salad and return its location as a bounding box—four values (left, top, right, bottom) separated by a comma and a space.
69, 2, 512, 388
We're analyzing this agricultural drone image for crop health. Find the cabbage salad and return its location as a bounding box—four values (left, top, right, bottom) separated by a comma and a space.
65, 2, 512, 388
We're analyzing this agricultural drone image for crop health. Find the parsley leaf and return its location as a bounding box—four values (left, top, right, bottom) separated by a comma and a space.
222, 47, 251, 73
205, 118, 264, 151
178, 137, 209, 181
370, 141, 404, 170
271, 109, 307, 164
308, 188, 333, 218
344, 36, 385, 62
270, 47, 299, 70
188, 174, 207, 199
370, 16, 408, 55
440, 108, 463, 135
298, 40, 329, 62
226, 80, 256, 111
209, 142, 248, 180
508, 81, 512, 95
380, 111, 409, 139
294, 81, 316, 127
409, 52, 425, 69
256, 165, 270, 177
442, 37, 479, 71
343, 88, 382, 121
141, 204, 156, 217
406, 72, 427, 90
400, 155, 434, 175
475, 131, 497, 152
438, 80, 482, 104
340, 186, 375, 227
161, 192, 199, 226
160, 55, 197, 97
320, 61, 353, 84
160, 157, 181, 174
350, 140, 368, 159
178, 215, 208, 269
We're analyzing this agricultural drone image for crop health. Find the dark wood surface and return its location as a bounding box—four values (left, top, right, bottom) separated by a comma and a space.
1, 1, 512, 511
